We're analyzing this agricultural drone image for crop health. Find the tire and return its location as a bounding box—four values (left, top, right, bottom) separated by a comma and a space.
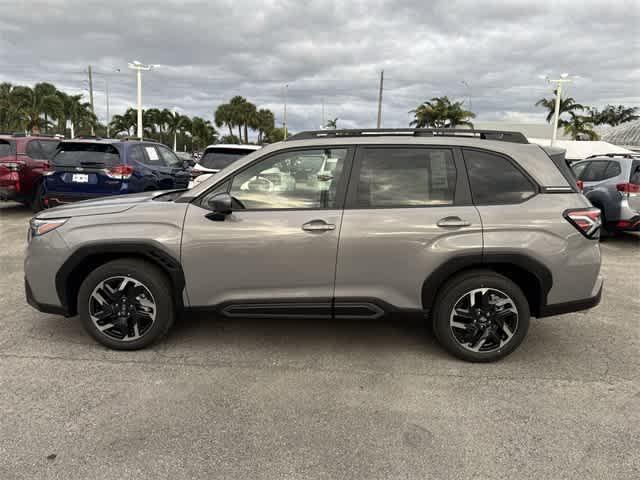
31, 182, 46, 213
77, 258, 174, 350
431, 270, 530, 362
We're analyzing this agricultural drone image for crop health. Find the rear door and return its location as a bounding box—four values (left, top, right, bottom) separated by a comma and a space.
334, 145, 482, 314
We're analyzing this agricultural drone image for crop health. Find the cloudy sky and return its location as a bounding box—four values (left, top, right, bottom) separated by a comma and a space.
1, 0, 638, 132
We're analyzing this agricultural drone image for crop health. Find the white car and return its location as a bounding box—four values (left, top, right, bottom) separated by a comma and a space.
189, 144, 262, 188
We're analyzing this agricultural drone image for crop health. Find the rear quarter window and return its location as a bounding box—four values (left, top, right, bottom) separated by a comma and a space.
463, 149, 537, 205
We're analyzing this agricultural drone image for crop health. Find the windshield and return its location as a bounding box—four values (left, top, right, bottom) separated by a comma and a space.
52, 143, 121, 167
199, 148, 252, 170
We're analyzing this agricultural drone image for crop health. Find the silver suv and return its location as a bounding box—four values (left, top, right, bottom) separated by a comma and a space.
25, 129, 603, 362
572, 153, 640, 236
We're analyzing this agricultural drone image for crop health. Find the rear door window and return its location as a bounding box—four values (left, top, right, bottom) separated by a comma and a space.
354, 147, 457, 208
156, 145, 182, 168
630, 161, 640, 184
52, 143, 121, 167
572, 162, 589, 179
463, 149, 536, 204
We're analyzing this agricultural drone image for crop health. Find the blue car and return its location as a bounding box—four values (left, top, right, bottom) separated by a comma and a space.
44, 138, 190, 207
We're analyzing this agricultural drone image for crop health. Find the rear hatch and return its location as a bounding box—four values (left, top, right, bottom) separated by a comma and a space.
46, 142, 126, 196
627, 160, 640, 212
197, 147, 253, 174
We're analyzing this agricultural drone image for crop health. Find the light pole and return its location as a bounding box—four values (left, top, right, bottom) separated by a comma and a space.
460, 80, 472, 112
283, 84, 288, 140
546, 73, 572, 146
105, 68, 120, 138
128, 61, 157, 139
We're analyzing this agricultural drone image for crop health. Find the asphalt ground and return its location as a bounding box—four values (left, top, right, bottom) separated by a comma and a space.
1, 201, 638, 479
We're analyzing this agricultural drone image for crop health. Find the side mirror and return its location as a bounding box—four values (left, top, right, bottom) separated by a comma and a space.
206, 192, 232, 215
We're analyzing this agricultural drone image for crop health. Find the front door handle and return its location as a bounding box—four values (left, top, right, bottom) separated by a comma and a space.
302, 220, 336, 232
437, 216, 471, 228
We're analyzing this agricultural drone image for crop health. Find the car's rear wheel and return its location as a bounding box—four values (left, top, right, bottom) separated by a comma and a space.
77, 259, 174, 350
432, 270, 530, 362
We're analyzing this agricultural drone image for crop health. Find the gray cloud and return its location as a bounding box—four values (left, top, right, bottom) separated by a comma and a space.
1, 0, 638, 132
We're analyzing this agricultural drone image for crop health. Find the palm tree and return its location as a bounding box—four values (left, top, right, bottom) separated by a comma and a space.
228, 96, 256, 143
215, 103, 236, 138
190, 116, 217, 151
589, 105, 639, 127
0, 82, 26, 131
165, 111, 190, 150
535, 90, 585, 124
253, 108, 275, 143
9, 83, 64, 134
109, 108, 138, 137
56, 92, 95, 138
325, 118, 338, 129
563, 112, 599, 140
410, 96, 475, 128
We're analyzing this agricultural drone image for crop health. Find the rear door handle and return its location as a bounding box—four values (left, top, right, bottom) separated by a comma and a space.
437, 216, 471, 228
302, 220, 336, 232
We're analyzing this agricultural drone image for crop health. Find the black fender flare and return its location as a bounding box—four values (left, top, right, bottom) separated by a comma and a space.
421, 253, 553, 317
55, 241, 185, 316
585, 190, 620, 222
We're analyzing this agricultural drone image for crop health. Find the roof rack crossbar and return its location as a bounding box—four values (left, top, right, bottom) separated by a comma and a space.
286, 128, 529, 144
586, 153, 638, 159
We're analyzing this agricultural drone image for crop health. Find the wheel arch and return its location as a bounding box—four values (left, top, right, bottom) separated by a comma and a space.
421, 253, 552, 318
55, 242, 185, 317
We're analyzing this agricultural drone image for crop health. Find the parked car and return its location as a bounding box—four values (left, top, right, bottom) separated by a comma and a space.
571, 153, 640, 236
175, 151, 196, 168
43, 138, 190, 208
189, 144, 262, 188
25, 128, 603, 362
0, 133, 61, 210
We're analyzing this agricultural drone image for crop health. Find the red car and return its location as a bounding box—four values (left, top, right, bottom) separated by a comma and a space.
0, 134, 61, 211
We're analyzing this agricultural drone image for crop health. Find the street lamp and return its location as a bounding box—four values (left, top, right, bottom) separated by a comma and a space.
105, 69, 120, 138
545, 73, 572, 147
460, 80, 472, 111
127, 61, 158, 139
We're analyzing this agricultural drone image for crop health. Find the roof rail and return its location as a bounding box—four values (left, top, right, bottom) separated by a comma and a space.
119, 136, 158, 142
586, 153, 639, 159
286, 128, 529, 144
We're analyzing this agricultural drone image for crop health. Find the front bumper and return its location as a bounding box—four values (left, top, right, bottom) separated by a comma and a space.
538, 277, 603, 318
25, 276, 68, 316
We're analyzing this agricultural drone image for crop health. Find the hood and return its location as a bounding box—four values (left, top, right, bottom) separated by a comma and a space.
36, 191, 167, 219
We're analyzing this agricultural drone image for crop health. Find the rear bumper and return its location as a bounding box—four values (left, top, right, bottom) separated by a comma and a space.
0, 186, 19, 201
614, 214, 640, 231
538, 277, 603, 318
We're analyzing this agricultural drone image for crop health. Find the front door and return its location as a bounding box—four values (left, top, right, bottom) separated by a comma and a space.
181, 146, 353, 317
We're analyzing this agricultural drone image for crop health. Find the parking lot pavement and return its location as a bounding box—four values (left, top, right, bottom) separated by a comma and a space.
0, 202, 638, 480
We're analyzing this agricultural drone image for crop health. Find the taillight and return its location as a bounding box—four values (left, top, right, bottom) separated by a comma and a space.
564, 208, 601, 239
616, 183, 640, 194
105, 165, 134, 179
576, 180, 584, 191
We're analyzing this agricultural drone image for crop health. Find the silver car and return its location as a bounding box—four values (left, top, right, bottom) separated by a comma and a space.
572, 153, 640, 236
25, 129, 603, 362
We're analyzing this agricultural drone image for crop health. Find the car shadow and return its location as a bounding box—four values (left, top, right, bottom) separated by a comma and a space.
0, 201, 32, 218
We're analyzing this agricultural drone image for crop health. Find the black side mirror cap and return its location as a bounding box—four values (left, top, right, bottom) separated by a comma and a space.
206, 192, 232, 215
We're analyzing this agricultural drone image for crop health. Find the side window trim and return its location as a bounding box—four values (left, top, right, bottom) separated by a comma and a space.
461, 147, 539, 206
197, 146, 356, 211
344, 145, 464, 210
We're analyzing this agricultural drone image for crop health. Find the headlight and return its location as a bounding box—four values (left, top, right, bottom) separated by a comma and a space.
29, 218, 68, 238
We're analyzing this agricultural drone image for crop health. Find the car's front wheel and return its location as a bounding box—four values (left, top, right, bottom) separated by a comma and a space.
432, 270, 530, 362
77, 259, 174, 350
